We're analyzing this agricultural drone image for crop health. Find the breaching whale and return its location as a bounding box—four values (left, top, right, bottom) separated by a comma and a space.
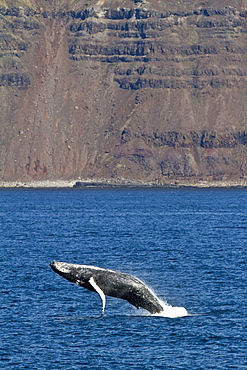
50, 261, 164, 315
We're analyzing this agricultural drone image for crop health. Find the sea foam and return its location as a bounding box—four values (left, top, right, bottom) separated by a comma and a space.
153, 300, 188, 318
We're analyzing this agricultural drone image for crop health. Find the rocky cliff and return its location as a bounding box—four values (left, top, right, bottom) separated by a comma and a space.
1, 0, 247, 185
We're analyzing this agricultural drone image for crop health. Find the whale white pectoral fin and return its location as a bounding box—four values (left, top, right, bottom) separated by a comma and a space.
89, 277, 106, 314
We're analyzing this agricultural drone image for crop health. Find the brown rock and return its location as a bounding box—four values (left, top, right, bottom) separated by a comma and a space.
1, 0, 247, 184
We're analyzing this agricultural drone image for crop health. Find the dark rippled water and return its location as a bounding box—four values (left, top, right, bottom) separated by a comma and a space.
1, 188, 247, 369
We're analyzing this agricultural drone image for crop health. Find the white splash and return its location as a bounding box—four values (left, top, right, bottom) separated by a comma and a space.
153, 300, 188, 318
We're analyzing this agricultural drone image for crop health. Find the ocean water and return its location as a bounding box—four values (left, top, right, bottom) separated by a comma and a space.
0, 188, 246, 369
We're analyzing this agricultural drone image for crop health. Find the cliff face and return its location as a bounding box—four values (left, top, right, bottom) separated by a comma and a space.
1, 0, 247, 184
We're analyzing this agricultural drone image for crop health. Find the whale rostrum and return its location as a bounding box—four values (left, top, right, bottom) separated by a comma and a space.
50, 261, 164, 314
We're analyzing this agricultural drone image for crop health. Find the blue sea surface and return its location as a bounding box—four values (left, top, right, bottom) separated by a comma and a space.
0, 188, 246, 369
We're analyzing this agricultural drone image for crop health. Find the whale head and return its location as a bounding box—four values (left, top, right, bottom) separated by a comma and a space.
50, 260, 71, 274
50, 261, 80, 284
50, 261, 99, 290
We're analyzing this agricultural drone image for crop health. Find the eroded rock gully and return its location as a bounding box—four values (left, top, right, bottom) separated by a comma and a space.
1, 0, 247, 185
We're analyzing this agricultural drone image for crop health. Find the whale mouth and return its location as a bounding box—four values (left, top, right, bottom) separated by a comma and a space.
50, 261, 56, 269
50, 261, 70, 275
50, 260, 59, 271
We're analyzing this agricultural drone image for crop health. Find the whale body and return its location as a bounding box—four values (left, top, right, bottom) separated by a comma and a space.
50, 261, 164, 314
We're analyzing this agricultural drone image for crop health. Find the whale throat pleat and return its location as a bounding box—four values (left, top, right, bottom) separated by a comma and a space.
89, 277, 106, 314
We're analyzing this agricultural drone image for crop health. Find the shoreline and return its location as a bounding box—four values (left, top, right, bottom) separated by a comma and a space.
1, 178, 247, 189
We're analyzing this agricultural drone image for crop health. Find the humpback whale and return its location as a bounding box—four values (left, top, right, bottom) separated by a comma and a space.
50, 261, 164, 315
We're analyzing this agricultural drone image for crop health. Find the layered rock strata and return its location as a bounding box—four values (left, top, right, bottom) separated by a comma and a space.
1, 0, 247, 184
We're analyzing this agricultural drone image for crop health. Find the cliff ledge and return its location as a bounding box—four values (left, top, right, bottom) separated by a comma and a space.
1, 0, 247, 186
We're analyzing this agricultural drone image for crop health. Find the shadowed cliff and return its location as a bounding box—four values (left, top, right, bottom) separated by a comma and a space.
1, 0, 247, 184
